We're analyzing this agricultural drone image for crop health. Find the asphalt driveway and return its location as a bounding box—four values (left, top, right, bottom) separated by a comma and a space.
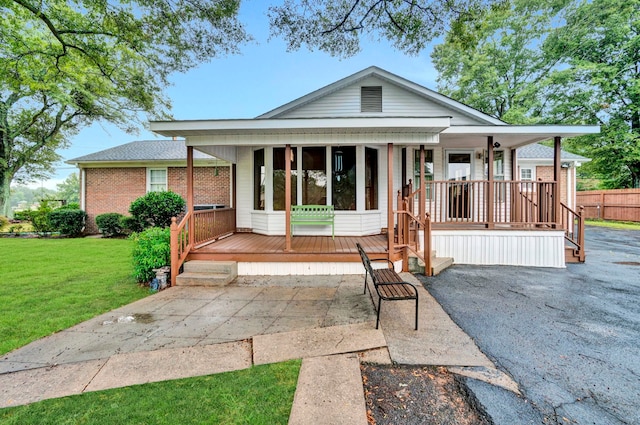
419, 226, 640, 425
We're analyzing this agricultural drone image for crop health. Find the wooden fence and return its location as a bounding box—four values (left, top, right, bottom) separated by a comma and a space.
576, 189, 640, 222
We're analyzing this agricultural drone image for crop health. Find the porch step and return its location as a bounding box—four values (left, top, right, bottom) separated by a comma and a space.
408, 253, 454, 276
565, 246, 585, 263
175, 260, 238, 286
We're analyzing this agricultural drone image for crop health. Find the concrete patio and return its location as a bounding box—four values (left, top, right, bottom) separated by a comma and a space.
0, 273, 514, 424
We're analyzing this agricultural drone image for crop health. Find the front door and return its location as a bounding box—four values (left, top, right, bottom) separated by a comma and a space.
446, 151, 473, 219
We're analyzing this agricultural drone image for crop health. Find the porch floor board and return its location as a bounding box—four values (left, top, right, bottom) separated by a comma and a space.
189, 233, 388, 263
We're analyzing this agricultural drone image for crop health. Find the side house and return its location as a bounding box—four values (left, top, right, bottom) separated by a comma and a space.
66, 140, 231, 233
148, 66, 599, 284
516, 143, 590, 212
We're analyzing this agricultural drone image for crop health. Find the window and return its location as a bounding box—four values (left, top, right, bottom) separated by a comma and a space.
361, 86, 382, 112
520, 168, 533, 181
413, 149, 434, 199
147, 168, 167, 192
332, 146, 356, 210
302, 147, 327, 205
484, 150, 504, 180
273, 147, 297, 211
365, 147, 378, 210
254, 149, 265, 210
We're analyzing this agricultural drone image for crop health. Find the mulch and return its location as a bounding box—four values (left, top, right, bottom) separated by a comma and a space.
361, 364, 492, 425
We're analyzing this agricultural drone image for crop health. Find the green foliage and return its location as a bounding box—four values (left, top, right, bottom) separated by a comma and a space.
0, 215, 8, 230
95, 213, 125, 237
55, 173, 80, 204
48, 208, 87, 237
431, 0, 567, 123
548, 0, 640, 188
130, 227, 171, 283
30, 201, 54, 234
0, 238, 147, 355
0, 0, 250, 216
12, 210, 34, 221
129, 191, 185, 229
268, 0, 492, 57
120, 215, 146, 233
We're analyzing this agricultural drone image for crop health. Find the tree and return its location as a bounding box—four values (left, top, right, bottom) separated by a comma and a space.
268, 0, 498, 57
545, 0, 640, 188
431, 0, 569, 124
55, 172, 80, 204
0, 0, 250, 216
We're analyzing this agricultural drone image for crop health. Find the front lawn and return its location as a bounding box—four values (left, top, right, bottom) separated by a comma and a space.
586, 219, 640, 231
0, 360, 301, 425
0, 238, 148, 355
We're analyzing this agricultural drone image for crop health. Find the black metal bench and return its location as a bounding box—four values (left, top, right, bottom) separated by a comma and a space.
356, 243, 419, 330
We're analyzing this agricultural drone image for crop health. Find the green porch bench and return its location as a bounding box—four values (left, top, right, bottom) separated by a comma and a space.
291, 205, 335, 239
356, 243, 419, 330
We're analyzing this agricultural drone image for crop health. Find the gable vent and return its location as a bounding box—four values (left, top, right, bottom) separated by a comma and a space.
361, 86, 382, 112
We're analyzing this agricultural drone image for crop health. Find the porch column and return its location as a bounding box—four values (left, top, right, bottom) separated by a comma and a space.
486, 137, 495, 228
511, 148, 520, 222
387, 143, 395, 260
285, 144, 292, 251
554, 136, 562, 226
419, 145, 425, 222
187, 145, 194, 247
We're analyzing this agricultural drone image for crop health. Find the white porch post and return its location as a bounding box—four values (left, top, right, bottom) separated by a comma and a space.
285, 144, 292, 251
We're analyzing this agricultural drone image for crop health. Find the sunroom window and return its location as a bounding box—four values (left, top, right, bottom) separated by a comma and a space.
332, 146, 356, 210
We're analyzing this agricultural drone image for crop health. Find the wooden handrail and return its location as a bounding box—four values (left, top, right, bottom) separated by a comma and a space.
561, 202, 586, 261
170, 211, 193, 287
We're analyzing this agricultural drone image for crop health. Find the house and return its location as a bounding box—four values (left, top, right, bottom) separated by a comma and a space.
148, 66, 599, 284
66, 140, 231, 233
516, 143, 590, 212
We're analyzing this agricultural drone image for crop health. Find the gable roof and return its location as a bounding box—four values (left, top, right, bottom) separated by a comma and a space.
66, 140, 217, 164
517, 143, 590, 162
258, 66, 506, 126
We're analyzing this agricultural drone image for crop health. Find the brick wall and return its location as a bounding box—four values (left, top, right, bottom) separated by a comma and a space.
535, 166, 568, 204
168, 166, 231, 206
83, 166, 231, 234
84, 168, 147, 233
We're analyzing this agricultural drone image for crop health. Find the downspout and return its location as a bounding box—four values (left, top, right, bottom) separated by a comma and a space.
554, 136, 562, 226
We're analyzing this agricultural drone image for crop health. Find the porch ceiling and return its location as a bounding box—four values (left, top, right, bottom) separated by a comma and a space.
440, 125, 600, 149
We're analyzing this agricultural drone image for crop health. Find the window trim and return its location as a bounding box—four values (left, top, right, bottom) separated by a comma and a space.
147, 168, 168, 192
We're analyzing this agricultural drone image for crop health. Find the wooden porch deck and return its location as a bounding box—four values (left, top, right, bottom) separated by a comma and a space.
188, 233, 388, 263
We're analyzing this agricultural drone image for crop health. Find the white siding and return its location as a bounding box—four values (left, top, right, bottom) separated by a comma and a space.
430, 230, 565, 268
238, 260, 402, 275
277, 76, 486, 125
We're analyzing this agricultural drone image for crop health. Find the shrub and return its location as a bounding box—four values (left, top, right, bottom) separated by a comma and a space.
57, 202, 81, 210
131, 227, 171, 283
96, 213, 125, 237
31, 202, 54, 234
0, 215, 8, 230
13, 210, 34, 221
49, 209, 87, 237
121, 215, 145, 233
129, 191, 185, 229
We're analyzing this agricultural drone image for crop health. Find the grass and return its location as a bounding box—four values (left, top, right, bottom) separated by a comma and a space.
0, 238, 149, 355
0, 238, 302, 424
0, 360, 301, 425
586, 219, 640, 231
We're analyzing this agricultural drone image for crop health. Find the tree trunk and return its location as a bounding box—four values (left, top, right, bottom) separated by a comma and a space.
1, 170, 12, 217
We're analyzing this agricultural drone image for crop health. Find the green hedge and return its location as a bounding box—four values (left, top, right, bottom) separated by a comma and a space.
129, 191, 185, 229
96, 213, 125, 237
49, 209, 87, 237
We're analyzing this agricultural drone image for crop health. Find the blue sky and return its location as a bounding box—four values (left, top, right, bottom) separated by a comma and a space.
45, 0, 440, 189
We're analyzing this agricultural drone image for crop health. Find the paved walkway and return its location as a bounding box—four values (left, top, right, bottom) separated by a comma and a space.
0, 273, 516, 423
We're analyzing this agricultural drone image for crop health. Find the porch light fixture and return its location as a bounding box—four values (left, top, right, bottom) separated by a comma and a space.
493, 141, 501, 148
